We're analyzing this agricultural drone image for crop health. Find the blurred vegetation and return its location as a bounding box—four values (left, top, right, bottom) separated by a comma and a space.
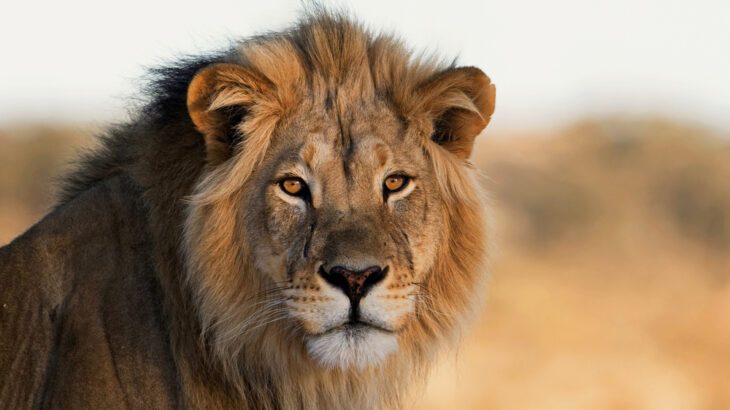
0, 124, 97, 240
0, 119, 728, 409
480, 119, 730, 254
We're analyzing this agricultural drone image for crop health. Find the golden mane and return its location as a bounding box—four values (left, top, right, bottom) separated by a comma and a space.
183, 12, 492, 409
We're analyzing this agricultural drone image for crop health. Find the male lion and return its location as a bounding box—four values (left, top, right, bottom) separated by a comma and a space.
0, 12, 495, 410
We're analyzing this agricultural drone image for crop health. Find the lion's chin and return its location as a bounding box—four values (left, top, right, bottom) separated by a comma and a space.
306, 324, 398, 370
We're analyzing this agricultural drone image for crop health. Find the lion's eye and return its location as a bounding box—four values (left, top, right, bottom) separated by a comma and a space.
383, 175, 409, 194
279, 177, 307, 196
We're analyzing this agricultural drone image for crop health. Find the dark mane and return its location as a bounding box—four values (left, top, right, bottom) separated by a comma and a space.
56, 53, 227, 205
142, 55, 227, 123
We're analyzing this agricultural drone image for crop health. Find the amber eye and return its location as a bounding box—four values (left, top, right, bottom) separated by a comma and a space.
383, 175, 410, 194
279, 177, 307, 196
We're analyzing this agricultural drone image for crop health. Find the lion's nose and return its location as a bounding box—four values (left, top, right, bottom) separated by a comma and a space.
319, 265, 387, 301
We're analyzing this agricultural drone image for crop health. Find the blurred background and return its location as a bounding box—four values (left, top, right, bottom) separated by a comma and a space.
1, 0, 728, 408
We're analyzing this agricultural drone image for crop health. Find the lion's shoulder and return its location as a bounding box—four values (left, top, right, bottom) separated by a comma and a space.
0, 175, 178, 407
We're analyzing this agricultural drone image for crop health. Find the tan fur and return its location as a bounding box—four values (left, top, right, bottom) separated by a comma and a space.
0, 11, 494, 410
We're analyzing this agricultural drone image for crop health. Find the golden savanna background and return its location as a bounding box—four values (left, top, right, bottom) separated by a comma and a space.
2, 0, 729, 408
1, 118, 728, 408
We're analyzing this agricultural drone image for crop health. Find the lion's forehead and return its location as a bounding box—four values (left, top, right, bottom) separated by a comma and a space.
271, 111, 424, 180
300, 134, 393, 170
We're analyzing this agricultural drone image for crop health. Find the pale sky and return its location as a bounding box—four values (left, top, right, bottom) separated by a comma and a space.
0, 0, 728, 132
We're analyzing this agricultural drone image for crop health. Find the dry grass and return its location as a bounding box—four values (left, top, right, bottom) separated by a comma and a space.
0, 123, 97, 242
1, 119, 728, 409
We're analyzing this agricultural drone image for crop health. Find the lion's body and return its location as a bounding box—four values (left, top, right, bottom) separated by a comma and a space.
0, 12, 494, 409
0, 176, 179, 408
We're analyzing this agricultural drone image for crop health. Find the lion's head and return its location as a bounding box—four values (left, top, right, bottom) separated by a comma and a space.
181, 13, 494, 406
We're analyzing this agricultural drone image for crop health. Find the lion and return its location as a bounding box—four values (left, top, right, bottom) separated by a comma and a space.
0, 11, 495, 410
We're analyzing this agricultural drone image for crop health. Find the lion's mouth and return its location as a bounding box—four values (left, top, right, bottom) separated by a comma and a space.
313, 320, 394, 337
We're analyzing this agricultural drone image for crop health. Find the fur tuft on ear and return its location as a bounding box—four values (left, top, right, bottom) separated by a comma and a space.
187, 63, 274, 164
417, 67, 496, 160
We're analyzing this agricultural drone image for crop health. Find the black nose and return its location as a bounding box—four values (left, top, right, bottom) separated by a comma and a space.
319, 265, 387, 301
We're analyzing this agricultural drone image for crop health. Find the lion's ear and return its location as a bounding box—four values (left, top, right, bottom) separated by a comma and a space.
418, 67, 496, 160
187, 63, 273, 164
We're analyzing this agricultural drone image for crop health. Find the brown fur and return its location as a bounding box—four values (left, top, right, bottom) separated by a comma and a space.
0, 11, 494, 409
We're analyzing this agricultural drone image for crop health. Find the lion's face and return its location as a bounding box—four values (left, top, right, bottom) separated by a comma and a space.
242, 102, 443, 368
183, 28, 494, 381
